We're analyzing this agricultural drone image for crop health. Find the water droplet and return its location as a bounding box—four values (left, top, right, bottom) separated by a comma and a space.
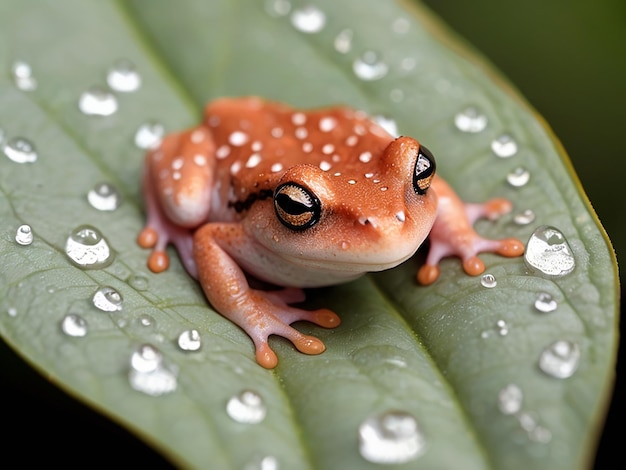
78, 86, 118, 116
389, 88, 404, 103
372, 115, 399, 137
7, 307, 18, 317
245, 455, 279, 470
11, 60, 37, 91
529, 425, 552, 443
524, 225, 575, 276
87, 182, 121, 211
498, 384, 523, 415
128, 273, 149, 291
177, 329, 202, 351
514, 209, 536, 225
496, 319, 509, 336
358, 411, 426, 464
138, 313, 154, 327
353, 51, 389, 81
290, 5, 326, 33
61, 313, 88, 337
491, 134, 518, 158
106, 59, 141, 92
134, 121, 165, 149
538, 340, 580, 379
391, 17, 411, 34
15, 224, 33, 245
226, 390, 267, 424
129, 344, 178, 396
92, 286, 123, 312
3, 137, 38, 163
334, 29, 353, 54
534, 292, 558, 313
265, 0, 291, 17
507, 167, 530, 187
454, 107, 487, 133
480, 273, 497, 288
65, 225, 114, 269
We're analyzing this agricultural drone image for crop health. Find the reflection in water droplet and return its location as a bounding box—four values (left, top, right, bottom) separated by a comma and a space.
128, 273, 149, 291
534, 292, 558, 313
491, 134, 518, 158
134, 121, 165, 149
290, 5, 326, 33
15, 224, 33, 245
177, 329, 202, 351
61, 313, 88, 337
87, 182, 122, 211
480, 273, 497, 288
498, 384, 523, 415
78, 86, 118, 116
538, 340, 580, 379
3, 137, 38, 163
65, 225, 114, 269
138, 314, 154, 327
353, 51, 389, 81
358, 411, 426, 464
454, 107, 487, 133
334, 29, 353, 54
92, 286, 123, 312
11, 61, 37, 91
265, 0, 291, 17
507, 167, 530, 187
372, 115, 399, 138
496, 319, 509, 336
107, 59, 141, 92
525, 226, 575, 276
514, 209, 536, 225
129, 344, 178, 396
226, 390, 267, 424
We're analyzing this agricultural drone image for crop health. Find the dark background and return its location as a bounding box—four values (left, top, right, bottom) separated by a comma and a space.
2, 1, 622, 467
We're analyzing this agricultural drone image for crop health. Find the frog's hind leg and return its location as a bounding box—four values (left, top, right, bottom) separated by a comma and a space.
138, 126, 216, 278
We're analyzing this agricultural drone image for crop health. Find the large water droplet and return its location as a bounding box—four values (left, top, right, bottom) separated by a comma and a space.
226, 390, 267, 424
87, 182, 122, 211
134, 121, 165, 149
534, 292, 558, 313
538, 340, 580, 379
498, 383, 523, 415
177, 329, 202, 351
15, 224, 34, 245
11, 60, 37, 91
79, 86, 118, 116
107, 59, 141, 92
358, 411, 426, 464
65, 225, 114, 269
290, 5, 326, 33
524, 226, 575, 276
92, 286, 123, 312
480, 273, 497, 288
454, 107, 487, 133
129, 344, 178, 396
61, 313, 88, 337
3, 137, 38, 163
334, 29, 353, 54
491, 134, 518, 158
507, 167, 530, 187
353, 51, 389, 81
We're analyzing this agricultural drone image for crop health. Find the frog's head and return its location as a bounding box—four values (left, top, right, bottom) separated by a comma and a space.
244, 137, 438, 285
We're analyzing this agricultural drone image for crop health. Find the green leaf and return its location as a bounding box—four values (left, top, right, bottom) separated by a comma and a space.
0, 0, 618, 468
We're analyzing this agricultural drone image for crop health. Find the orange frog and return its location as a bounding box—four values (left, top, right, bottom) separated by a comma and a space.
138, 97, 523, 368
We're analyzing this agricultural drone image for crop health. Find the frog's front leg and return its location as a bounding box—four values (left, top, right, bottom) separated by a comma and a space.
138, 127, 215, 277
418, 176, 524, 285
193, 223, 341, 369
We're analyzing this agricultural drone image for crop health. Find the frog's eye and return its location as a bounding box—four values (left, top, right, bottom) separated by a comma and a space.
413, 145, 436, 195
274, 183, 321, 231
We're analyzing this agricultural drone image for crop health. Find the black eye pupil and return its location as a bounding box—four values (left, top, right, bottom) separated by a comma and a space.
413, 145, 436, 195
275, 193, 312, 215
274, 183, 321, 231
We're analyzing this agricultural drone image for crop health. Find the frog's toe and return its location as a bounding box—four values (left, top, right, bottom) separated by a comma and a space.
255, 343, 279, 369
495, 238, 525, 257
147, 250, 170, 273
462, 256, 485, 276
292, 334, 326, 355
137, 227, 158, 248
417, 264, 440, 285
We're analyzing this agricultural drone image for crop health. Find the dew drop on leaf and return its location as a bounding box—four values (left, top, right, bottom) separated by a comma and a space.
177, 329, 202, 352
454, 106, 487, 133
498, 383, 523, 415
129, 344, 178, 396
15, 224, 33, 245
11, 60, 37, 91
480, 273, 497, 288
524, 225, 575, 277
3, 137, 38, 163
65, 225, 114, 269
353, 51, 389, 81
506, 167, 530, 187
92, 286, 123, 312
371, 115, 399, 137
87, 182, 122, 211
128, 273, 149, 291
334, 28, 353, 54
78, 86, 118, 116
106, 58, 141, 92
491, 134, 518, 158
534, 292, 558, 313
290, 5, 326, 34
61, 313, 88, 337
513, 209, 536, 225
226, 390, 267, 424
264, 0, 291, 17
538, 340, 581, 379
134, 121, 165, 149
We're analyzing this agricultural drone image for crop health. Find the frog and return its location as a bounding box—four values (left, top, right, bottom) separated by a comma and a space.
138, 97, 524, 368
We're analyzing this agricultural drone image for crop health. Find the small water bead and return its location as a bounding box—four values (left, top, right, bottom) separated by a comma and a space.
11, 61, 37, 91
92, 286, 123, 312
15, 224, 34, 245
3, 137, 38, 163
128, 273, 149, 291
372, 115, 399, 137
525, 225, 575, 277
334, 29, 353, 54
245, 455, 279, 470
226, 390, 267, 424
538, 340, 581, 379
498, 384, 523, 415
290, 5, 326, 33
78, 86, 118, 116
177, 329, 202, 351
358, 411, 426, 464
7, 307, 18, 317
534, 292, 558, 313
138, 314, 155, 327
353, 51, 389, 81
391, 17, 411, 35
65, 225, 114, 269
514, 209, 536, 225
496, 319, 509, 336
129, 344, 178, 396
491, 134, 518, 158
106, 59, 141, 92
61, 313, 88, 337
480, 273, 497, 288
265, 0, 291, 17
134, 121, 165, 149
507, 167, 531, 187
87, 182, 122, 211
454, 107, 488, 133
